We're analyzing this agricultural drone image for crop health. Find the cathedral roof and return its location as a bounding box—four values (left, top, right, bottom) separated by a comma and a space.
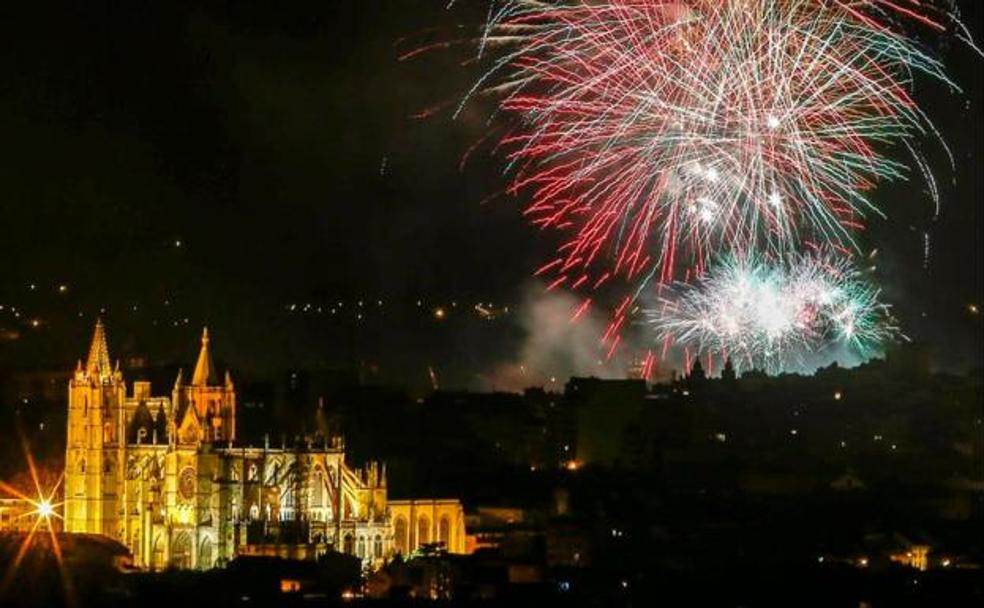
85, 318, 112, 377
191, 327, 219, 386
127, 400, 156, 444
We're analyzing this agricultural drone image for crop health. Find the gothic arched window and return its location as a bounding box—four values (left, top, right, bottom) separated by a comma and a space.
394, 517, 408, 554
199, 538, 214, 570
281, 487, 295, 521
312, 470, 324, 508
417, 516, 430, 546
439, 516, 451, 548
76, 459, 88, 496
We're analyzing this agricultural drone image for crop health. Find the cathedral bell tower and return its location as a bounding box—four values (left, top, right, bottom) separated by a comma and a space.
64, 319, 127, 535
172, 328, 236, 445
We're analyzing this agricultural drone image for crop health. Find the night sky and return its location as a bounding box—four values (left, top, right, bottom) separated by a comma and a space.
0, 1, 981, 388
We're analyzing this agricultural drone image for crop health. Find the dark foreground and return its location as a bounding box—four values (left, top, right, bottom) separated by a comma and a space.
1, 533, 982, 608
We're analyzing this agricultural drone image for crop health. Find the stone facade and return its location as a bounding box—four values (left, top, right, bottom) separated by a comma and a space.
389, 499, 467, 555
63, 320, 465, 570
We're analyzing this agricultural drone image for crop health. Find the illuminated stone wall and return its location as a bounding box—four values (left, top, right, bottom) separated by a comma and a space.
63, 321, 465, 570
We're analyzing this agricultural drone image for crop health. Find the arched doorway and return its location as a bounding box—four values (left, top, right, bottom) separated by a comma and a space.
170, 533, 192, 569
199, 538, 214, 570
343, 533, 354, 555
151, 534, 165, 571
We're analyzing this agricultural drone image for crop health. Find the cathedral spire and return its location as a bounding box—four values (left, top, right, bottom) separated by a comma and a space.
191, 327, 218, 386
85, 318, 112, 377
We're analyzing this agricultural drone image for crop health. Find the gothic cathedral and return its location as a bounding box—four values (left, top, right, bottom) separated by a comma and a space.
64, 320, 465, 569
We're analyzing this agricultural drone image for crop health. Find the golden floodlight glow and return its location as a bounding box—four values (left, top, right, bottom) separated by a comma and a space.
0, 430, 72, 605
37, 499, 54, 519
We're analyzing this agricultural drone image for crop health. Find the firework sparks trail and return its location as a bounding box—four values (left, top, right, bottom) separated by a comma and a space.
449, 0, 972, 351
648, 250, 899, 372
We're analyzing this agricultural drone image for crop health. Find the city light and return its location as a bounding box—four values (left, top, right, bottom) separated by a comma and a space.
36, 499, 54, 519
0, 430, 71, 603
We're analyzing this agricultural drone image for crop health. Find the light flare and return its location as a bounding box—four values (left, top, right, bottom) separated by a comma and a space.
0, 429, 74, 607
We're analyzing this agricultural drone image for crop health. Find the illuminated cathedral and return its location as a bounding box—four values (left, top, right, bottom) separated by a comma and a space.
63, 320, 465, 570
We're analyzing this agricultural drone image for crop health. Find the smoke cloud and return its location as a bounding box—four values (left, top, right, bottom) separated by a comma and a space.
477, 282, 649, 392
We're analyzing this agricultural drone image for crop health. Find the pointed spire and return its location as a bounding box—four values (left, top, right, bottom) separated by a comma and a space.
191, 327, 218, 386
86, 318, 112, 377
224, 369, 234, 388
173, 368, 184, 390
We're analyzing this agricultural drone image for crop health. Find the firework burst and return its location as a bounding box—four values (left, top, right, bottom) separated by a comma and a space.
648, 250, 899, 372
453, 0, 970, 352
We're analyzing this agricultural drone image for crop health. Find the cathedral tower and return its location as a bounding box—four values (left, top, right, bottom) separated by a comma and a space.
172, 328, 236, 444
64, 319, 127, 535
